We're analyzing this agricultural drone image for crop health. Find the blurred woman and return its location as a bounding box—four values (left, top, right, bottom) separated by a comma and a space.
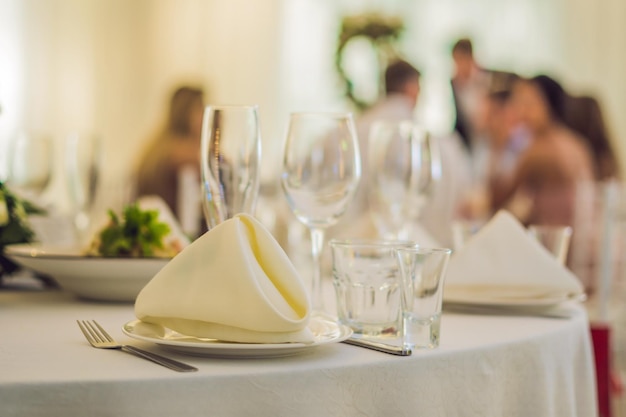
135, 86, 205, 224
472, 73, 530, 214
500, 75, 594, 226
565, 94, 620, 180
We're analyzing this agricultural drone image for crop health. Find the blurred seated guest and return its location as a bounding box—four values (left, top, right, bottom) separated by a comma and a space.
500, 75, 594, 226
135, 85, 205, 236
565, 94, 620, 180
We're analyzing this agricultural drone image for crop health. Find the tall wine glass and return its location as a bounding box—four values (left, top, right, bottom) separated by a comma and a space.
6, 131, 53, 204
201, 105, 261, 229
368, 120, 440, 239
281, 112, 361, 312
65, 133, 101, 243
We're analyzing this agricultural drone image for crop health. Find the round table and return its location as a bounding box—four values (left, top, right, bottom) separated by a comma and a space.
0, 288, 597, 417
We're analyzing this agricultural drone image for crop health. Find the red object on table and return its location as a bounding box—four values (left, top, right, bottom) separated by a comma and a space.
591, 322, 611, 417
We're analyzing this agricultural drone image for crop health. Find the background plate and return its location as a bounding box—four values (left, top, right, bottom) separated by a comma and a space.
4, 244, 168, 302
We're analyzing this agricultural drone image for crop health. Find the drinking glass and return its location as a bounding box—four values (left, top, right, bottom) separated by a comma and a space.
281, 112, 361, 312
330, 239, 416, 338
201, 105, 261, 229
395, 246, 451, 349
528, 224, 572, 265
65, 133, 101, 240
6, 131, 53, 203
368, 120, 440, 239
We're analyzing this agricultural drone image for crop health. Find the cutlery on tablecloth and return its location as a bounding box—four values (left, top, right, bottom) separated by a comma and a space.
77, 320, 198, 372
342, 337, 412, 356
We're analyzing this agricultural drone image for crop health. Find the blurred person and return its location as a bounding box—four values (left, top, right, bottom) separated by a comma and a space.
563, 94, 621, 292
565, 94, 620, 180
472, 73, 530, 214
335, 59, 471, 247
500, 75, 594, 226
348, 59, 422, 224
450, 38, 491, 153
135, 85, 205, 235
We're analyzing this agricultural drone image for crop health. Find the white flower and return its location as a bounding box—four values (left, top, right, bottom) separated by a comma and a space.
0, 192, 8, 226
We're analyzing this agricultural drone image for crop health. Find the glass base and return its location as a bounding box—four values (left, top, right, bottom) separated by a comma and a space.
341, 319, 400, 339
402, 312, 441, 349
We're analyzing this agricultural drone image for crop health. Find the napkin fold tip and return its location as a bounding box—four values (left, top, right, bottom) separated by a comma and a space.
446, 210, 584, 299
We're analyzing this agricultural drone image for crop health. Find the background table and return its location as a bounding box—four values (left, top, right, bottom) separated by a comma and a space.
0, 288, 597, 417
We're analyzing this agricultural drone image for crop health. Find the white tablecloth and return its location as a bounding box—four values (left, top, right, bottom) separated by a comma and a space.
0, 289, 597, 417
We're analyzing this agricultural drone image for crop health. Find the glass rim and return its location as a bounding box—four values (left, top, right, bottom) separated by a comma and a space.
394, 246, 452, 255
329, 238, 418, 249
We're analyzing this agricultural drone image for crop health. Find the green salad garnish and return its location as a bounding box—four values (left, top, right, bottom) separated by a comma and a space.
96, 204, 172, 258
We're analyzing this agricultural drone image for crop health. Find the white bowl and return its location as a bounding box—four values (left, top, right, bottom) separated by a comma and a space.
4, 244, 169, 302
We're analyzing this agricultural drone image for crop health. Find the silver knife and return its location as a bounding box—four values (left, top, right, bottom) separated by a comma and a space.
342, 337, 412, 356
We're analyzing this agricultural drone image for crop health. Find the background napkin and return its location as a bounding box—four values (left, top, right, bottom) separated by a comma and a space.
135, 213, 313, 344
445, 210, 584, 300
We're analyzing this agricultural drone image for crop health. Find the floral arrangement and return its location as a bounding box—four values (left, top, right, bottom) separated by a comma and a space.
335, 13, 405, 110
0, 182, 45, 278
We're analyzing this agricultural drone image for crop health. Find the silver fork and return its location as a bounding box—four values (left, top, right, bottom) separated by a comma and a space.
77, 320, 197, 372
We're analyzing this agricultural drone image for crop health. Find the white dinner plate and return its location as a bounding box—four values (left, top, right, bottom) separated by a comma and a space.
443, 284, 586, 310
4, 243, 169, 302
122, 316, 353, 358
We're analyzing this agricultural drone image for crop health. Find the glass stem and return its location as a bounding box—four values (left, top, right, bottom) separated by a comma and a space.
309, 227, 326, 312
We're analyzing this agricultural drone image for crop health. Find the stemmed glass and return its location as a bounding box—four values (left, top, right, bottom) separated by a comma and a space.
201, 105, 261, 229
368, 120, 440, 239
6, 131, 53, 204
281, 112, 361, 312
65, 133, 101, 242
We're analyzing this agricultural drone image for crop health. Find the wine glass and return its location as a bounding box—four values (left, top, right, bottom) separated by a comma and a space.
65, 133, 101, 242
281, 112, 362, 312
201, 105, 261, 229
6, 131, 53, 203
368, 120, 440, 240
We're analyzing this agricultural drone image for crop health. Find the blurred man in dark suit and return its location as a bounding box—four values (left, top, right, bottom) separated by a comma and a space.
450, 38, 491, 153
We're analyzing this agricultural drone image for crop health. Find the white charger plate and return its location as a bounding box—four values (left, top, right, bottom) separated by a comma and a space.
4, 244, 169, 302
122, 316, 352, 358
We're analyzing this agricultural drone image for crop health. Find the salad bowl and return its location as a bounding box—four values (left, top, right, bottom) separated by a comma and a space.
4, 244, 170, 302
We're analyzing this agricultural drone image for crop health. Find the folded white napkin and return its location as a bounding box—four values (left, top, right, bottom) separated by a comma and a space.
134, 213, 313, 343
445, 210, 584, 301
